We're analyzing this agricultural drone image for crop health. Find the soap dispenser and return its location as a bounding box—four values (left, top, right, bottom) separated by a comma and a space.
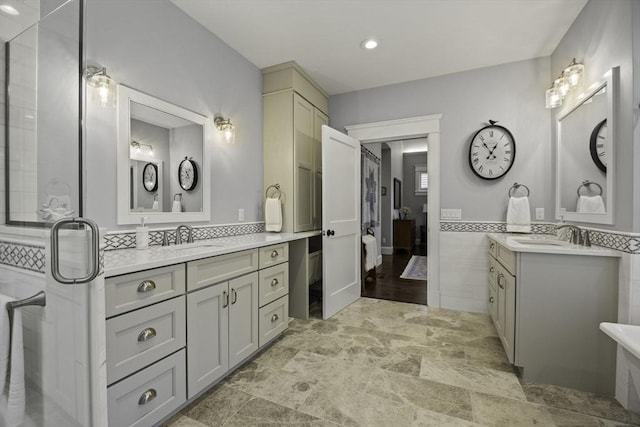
136, 217, 149, 250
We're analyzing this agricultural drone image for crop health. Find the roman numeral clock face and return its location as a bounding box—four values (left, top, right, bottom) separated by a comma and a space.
589, 119, 607, 173
468, 124, 516, 180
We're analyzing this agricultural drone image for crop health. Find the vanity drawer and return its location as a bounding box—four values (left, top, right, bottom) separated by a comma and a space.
187, 249, 258, 291
107, 349, 186, 427
258, 262, 289, 307
488, 237, 497, 258
259, 295, 288, 347
106, 264, 186, 317
496, 243, 516, 275
106, 297, 186, 385
258, 243, 289, 269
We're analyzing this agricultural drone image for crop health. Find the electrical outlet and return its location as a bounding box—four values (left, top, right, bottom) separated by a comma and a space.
535, 208, 544, 220
440, 209, 462, 220
238, 208, 244, 221
382, 237, 386, 244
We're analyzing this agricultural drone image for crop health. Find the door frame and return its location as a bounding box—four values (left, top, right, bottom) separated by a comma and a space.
345, 114, 441, 308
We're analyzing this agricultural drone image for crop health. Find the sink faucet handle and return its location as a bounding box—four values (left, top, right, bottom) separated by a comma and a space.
583, 230, 591, 247
161, 230, 169, 247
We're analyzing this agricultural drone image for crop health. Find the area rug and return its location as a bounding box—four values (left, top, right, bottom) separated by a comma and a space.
400, 255, 427, 280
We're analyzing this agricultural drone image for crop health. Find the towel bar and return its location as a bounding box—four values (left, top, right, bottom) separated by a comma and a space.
6, 291, 46, 313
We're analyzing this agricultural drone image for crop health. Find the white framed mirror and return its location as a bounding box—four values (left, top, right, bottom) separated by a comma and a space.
555, 66, 618, 225
117, 85, 211, 224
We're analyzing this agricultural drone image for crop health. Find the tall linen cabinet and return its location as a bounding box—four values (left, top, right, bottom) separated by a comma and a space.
263, 62, 329, 233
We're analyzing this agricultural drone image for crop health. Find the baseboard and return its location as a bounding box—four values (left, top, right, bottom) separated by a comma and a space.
382, 246, 394, 255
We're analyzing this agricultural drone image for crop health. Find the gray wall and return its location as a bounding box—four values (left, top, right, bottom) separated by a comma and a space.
551, 0, 637, 232
330, 57, 552, 222
130, 119, 170, 210
402, 152, 428, 241
170, 124, 203, 213
84, 0, 263, 229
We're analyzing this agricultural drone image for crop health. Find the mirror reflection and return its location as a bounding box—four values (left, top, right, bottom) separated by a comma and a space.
117, 85, 210, 224
558, 85, 608, 214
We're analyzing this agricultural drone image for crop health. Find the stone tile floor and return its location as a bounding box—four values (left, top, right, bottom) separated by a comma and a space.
165, 298, 640, 426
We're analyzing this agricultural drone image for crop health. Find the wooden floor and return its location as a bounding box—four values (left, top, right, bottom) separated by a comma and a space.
361, 244, 428, 305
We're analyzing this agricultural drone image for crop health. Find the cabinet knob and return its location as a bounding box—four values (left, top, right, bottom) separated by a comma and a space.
137, 327, 156, 342
271, 314, 279, 323
138, 388, 157, 405
489, 267, 494, 273
489, 296, 494, 303
497, 273, 505, 290
271, 278, 279, 287
137, 280, 156, 293
490, 243, 495, 250
271, 250, 279, 258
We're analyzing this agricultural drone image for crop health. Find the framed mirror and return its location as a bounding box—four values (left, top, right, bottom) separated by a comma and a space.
555, 66, 618, 225
117, 85, 211, 224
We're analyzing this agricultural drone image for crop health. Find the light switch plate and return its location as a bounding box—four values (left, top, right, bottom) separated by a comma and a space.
535, 208, 544, 220
440, 209, 462, 220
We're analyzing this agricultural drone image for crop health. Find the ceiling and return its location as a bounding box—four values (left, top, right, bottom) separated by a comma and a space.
171, 0, 587, 95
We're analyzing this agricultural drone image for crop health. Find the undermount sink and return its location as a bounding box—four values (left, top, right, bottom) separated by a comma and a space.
163, 241, 224, 250
512, 238, 569, 247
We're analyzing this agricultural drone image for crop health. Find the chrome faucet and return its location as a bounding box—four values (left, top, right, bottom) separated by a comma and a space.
557, 224, 590, 246
175, 224, 194, 245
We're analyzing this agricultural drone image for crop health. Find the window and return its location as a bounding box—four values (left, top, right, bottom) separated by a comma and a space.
415, 165, 427, 195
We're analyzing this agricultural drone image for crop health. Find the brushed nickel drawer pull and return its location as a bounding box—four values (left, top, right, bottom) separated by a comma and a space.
137, 327, 157, 342
271, 278, 279, 287
231, 289, 237, 305
271, 314, 279, 322
138, 388, 157, 405
497, 273, 505, 290
223, 291, 229, 308
271, 250, 279, 258
137, 280, 156, 293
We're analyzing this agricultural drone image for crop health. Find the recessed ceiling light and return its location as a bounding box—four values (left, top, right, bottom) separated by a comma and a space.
360, 38, 378, 50
0, 4, 19, 15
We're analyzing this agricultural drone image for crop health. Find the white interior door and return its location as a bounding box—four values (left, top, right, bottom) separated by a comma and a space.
322, 125, 361, 319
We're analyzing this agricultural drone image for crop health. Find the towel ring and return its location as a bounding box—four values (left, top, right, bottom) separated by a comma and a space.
265, 184, 281, 200
153, 193, 159, 201
174, 193, 182, 201
508, 183, 530, 198
577, 180, 603, 196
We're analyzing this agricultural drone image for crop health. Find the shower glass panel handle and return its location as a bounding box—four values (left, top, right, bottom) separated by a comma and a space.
51, 217, 101, 284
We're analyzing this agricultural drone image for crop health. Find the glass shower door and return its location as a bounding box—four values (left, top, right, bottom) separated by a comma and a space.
2, 1, 105, 426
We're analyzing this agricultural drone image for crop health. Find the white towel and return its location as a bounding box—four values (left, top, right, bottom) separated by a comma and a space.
171, 200, 182, 213
577, 195, 605, 214
152, 200, 159, 211
265, 197, 282, 232
0, 295, 25, 427
362, 235, 377, 272
506, 196, 531, 233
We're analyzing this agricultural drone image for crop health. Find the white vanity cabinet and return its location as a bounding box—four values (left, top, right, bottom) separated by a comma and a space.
486, 234, 619, 395
263, 61, 328, 232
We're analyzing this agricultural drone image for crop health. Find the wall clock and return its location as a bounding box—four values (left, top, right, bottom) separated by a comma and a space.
468, 120, 516, 180
589, 118, 607, 173
178, 157, 198, 191
142, 162, 158, 192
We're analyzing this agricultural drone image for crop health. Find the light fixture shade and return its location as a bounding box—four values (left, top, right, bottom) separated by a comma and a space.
554, 76, 570, 99
85, 66, 116, 107
564, 60, 584, 87
215, 116, 235, 144
545, 87, 562, 109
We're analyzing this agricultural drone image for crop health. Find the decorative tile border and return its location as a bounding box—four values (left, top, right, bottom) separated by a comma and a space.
439, 221, 640, 254
104, 222, 266, 251
0, 239, 46, 274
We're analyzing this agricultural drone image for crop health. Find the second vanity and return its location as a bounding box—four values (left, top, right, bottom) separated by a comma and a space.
102, 232, 319, 427
486, 233, 620, 396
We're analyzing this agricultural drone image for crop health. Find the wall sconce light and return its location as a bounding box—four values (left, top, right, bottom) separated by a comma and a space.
84, 65, 116, 107
545, 58, 584, 109
130, 141, 154, 156
215, 116, 235, 144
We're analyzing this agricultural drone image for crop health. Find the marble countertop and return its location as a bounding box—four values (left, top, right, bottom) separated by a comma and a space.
486, 233, 621, 257
104, 231, 321, 277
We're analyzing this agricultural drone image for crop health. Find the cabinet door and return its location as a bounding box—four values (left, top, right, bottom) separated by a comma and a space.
293, 93, 314, 232
496, 267, 515, 363
186, 283, 229, 398
228, 272, 259, 368
312, 108, 328, 229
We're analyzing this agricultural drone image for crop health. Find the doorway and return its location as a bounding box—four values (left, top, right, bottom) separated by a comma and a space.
345, 114, 441, 308
360, 141, 428, 305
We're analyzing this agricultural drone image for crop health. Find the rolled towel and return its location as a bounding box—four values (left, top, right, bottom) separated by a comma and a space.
265, 197, 282, 232
506, 196, 531, 233
362, 235, 377, 272
577, 195, 605, 214
0, 294, 26, 427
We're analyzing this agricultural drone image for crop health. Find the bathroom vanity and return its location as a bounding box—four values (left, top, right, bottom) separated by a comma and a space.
487, 233, 620, 395
103, 233, 317, 426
